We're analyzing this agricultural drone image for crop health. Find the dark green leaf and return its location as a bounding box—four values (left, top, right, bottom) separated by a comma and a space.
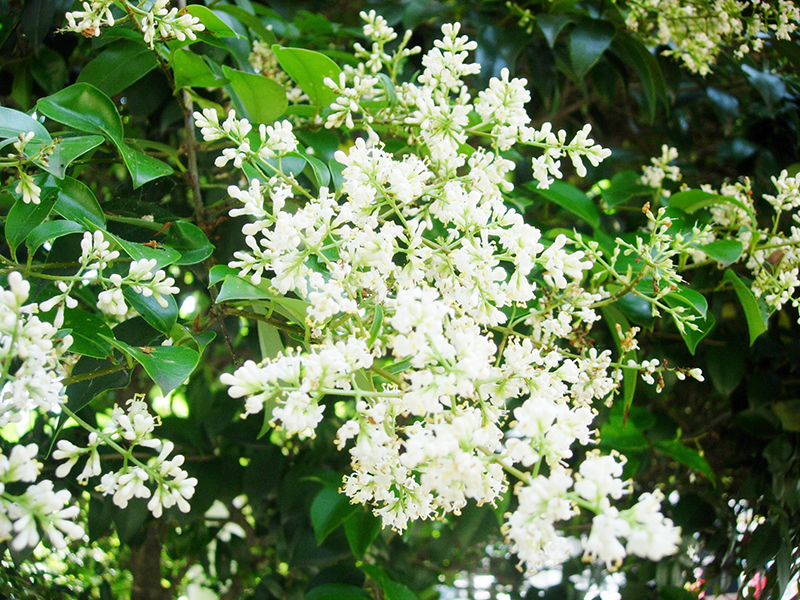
601, 170, 653, 207
664, 287, 714, 354
700, 239, 743, 266
26, 220, 85, 255
0, 105, 51, 146
30, 46, 67, 95
272, 46, 342, 109
537, 14, 573, 48
123, 287, 178, 334
359, 564, 419, 600
344, 509, 381, 559
62, 308, 116, 359
162, 221, 214, 265
77, 40, 158, 96
65, 356, 131, 414
610, 31, 668, 122
110, 233, 182, 269
599, 406, 649, 453
669, 189, 755, 223
37, 83, 124, 141
310, 485, 359, 544
53, 176, 106, 226
747, 522, 781, 565
21, 0, 54, 51
525, 180, 600, 228
601, 304, 637, 419
723, 269, 769, 345
209, 264, 238, 286
305, 585, 370, 600
655, 440, 716, 485
216, 275, 273, 303
118, 340, 200, 396
213, 5, 277, 43
569, 20, 615, 79
222, 66, 288, 125
771, 400, 800, 432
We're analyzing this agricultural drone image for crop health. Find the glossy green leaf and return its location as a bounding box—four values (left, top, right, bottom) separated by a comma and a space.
304, 153, 331, 188
344, 509, 381, 559
126, 343, 199, 396
123, 288, 178, 334
186, 5, 241, 38
110, 234, 182, 269
117, 142, 174, 188
216, 275, 273, 303
700, 239, 743, 266
723, 269, 769, 345
26, 220, 85, 255
213, 5, 277, 43
664, 287, 714, 354
525, 180, 600, 229
310, 485, 359, 544
222, 66, 288, 125
162, 221, 214, 265
601, 304, 637, 419
0, 106, 51, 149
48, 135, 104, 178
6, 184, 56, 252
655, 440, 716, 485
53, 176, 106, 227
569, 20, 615, 79
77, 40, 158, 97
669, 189, 755, 223
599, 406, 649, 453
537, 14, 573, 48
37, 83, 124, 141
209, 264, 238, 286
61, 308, 116, 359
171, 49, 226, 89
610, 31, 668, 122
272, 46, 342, 108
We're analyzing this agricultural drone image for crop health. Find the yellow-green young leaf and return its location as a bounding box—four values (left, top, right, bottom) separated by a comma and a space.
107, 231, 182, 269
723, 269, 769, 345
222, 65, 288, 125
664, 287, 714, 354
669, 189, 756, 224
272, 46, 342, 109
601, 304, 637, 420
700, 239, 743, 266
77, 40, 158, 96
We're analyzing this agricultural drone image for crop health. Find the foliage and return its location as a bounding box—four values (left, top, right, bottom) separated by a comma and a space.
0, 0, 798, 599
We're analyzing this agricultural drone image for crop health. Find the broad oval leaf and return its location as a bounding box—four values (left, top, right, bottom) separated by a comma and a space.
48, 135, 104, 179
272, 46, 342, 109
569, 20, 615, 79
27, 220, 86, 255
118, 141, 174, 189
123, 287, 178, 334
126, 344, 200, 396
6, 178, 57, 252
310, 485, 359, 544
162, 221, 214, 265
37, 83, 124, 141
222, 66, 288, 125
77, 40, 158, 97
171, 49, 226, 89
53, 176, 106, 226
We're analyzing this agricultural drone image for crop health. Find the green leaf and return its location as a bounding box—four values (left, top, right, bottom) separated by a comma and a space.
272, 46, 342, 108
305, 585, 370, 600
601, 170, 653, 207
117, 141, 174, 189
599, 405, 649, 453
29, 46, 67, 95
359, 564, 420, 600
700, 239, 743, 266
109, 233, 182, 269
162, 221, 214, 265
771, 400, 800, 432
186, 6, 241, 38
222, 66, 288, 125
53, 176, 106, 227
610, 31, 668, 122
537, 14, 573, 48
747, 522, 781, 565
669, 189, 755, 223
310, 485, 359, 544
5, 185, 56, 252
664, 287, 714, 354
61, 308, 116, 359
123, 288, 178, 334
77, 40, 158, 97
209, 264, 238, 286
213, 5, 277, 43
569, 20, 615, 79
722, 269, 769, 345
116, 340, 200, 396
0, 105, 51, 149
37, 83, 124, 141
27, 220, 85, 255
48, 135, 104, 178
601, 304, 637, 419
655, 440, 716, 485
304, 153, 331, 188
344, 509, 381, 559
216, 275, 273, 303
525, 180, 600, 228
171, 49, 226, 89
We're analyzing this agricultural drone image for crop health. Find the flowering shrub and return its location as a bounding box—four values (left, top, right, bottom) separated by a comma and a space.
0, 0, 799, 598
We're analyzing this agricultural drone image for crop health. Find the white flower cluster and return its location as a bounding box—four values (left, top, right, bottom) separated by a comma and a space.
40, 231, 180, 325
213, 16, 679, 574
322, 16, 610, 188
64, 0, 204, 46
54, 396, 197, 518
0, 273, 73, 428
640, 145, 681, 197
624, 0, 800, 75
0, 444, 84, 551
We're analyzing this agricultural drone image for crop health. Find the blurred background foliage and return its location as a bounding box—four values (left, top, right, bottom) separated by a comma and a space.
0, 0, 798, 598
